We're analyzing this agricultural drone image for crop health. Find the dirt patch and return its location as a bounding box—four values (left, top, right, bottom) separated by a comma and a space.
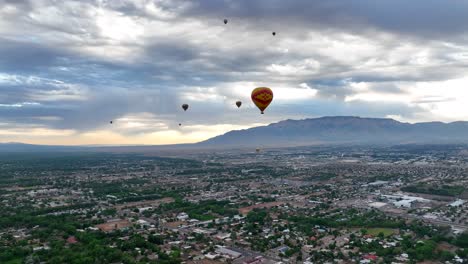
96, 219, 132, 232
437, 242, 458, 252
239, 202, 284, 216
163, 221, 185, 229
114, 197, 174, 211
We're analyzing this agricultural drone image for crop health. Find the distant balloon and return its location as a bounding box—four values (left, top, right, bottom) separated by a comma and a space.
179, 123, 182, 126
251, 87, 273, 114
256, 148, 261, 153
110, 121, 113, 124
236, 101, 242, 108
224, 19, 228, 24
182, 104, 189, 111
272, 32, 276, 36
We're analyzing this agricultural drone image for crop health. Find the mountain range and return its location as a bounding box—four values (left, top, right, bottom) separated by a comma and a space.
2, 116, 468, 152
200, 116, 468, 147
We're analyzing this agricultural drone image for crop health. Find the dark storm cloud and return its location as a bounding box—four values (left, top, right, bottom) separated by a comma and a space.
0, 72, 178, 131
310, 80, 354, 100
367, 83, 406, 94
1, 0, 468, 142
0, 39, 67, 73
181, 0, 468, 39
0, 0, 31, 8
280, 99, 424, 120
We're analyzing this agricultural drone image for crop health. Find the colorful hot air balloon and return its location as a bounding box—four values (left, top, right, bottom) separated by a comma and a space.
236, 101, 242, 108
224, 19, 228, 24
182, 104, 189, 111
251, 87, 273, 114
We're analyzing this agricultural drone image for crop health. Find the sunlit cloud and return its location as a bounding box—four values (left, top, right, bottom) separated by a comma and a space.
1, 0, 468, 145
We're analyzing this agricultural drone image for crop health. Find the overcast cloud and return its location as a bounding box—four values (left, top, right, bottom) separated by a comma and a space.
1, 0, 468, 145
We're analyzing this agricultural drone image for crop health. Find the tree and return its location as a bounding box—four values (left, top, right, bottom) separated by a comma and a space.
378, 232, 385, 240
454, 232, 468, 248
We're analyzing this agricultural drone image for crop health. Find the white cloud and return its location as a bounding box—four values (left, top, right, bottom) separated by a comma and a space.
2, 0, 468, 144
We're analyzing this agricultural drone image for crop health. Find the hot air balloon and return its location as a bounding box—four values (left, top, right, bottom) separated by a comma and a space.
182, 104, 189, 111
236, 101, 242, 108
251, 87, 273, 114
272, 32, 276, 36
224, 19, 228, 24
179, 123, 182, 126
110, 121, 113, 124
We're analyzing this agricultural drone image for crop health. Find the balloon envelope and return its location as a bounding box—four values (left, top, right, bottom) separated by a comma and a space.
182, 104, 189, 111
251, 87, 273, 114
236, 101, 242, 108
272, 32, 276, 36
224, 19, 228, 24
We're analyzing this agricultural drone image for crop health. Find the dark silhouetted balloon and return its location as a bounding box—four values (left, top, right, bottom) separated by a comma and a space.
251, 87, 273, 114
110, 121, 113, 124
179, 123, 182, 126
236, 101, 242, 108
182, 104, 189, 111
224, 19, 228, 24
272, 32, 276, 36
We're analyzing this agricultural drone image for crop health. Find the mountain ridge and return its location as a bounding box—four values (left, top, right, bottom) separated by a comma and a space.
2, 116, 468, 152
199, 116, 468, 147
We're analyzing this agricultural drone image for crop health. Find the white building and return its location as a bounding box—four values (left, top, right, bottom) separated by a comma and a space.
215, 246, 242, 259
177, 212, 189, 221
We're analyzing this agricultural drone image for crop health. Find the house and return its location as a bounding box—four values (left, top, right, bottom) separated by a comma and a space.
66, 236, 78, 244
177, 212, 189, 221
215, 246, 242, 259
204, 253, 219, 260
363, 254, 378, 261
136, 219, 150, 226
214, 233, 231, 240
278, 246, 289, 254
243, 256, 263, 264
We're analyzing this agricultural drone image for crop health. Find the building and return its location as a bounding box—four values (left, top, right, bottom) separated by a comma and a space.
215, 246, 242, 259
177, 212, 189, 221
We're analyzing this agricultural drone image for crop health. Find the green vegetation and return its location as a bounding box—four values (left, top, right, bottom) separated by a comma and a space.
157, 199, 237, 220
307, 172, 337, 181
288, 210, 406, 235
402, 184, 464, 197
366, 228, 396, 237
0, 149, 466, 264
454, 232, 468, 248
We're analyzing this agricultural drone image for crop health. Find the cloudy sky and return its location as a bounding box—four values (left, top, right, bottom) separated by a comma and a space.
1, 0, 468, 145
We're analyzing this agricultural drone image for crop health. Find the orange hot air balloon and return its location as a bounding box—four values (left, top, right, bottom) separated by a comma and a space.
251, 87, 273, 114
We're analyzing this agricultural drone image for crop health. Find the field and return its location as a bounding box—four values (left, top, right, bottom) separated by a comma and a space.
238, 201, 285, 216
367, 228, 397, 237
